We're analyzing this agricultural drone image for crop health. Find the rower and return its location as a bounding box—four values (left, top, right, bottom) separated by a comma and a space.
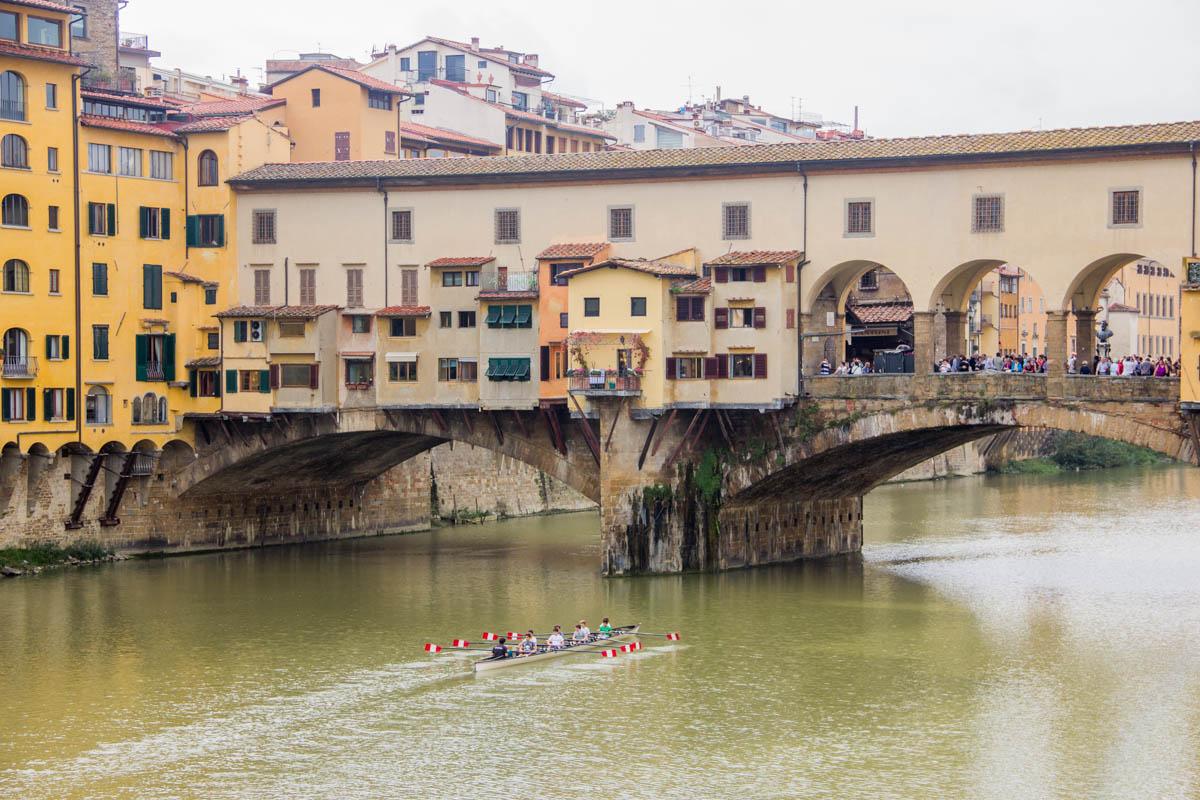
597, 618, 613, 638
519, 631, 537, 656
547, 626, 565, 650
491, 637, 509, 660
578, 620, 592, 640
571, 624, 588, 644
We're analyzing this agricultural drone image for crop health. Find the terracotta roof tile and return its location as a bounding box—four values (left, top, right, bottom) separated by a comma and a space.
706, 250, 801, 266
847, 302, 914, 324
179, 97, 285, 117
540, 90, 587, 109
375, 305, 432, 317
420, 36, 554, 77
174, 115, 254, 134
537, 243, 607, 259
214, 304, 339, 319
673, 277, 712, 294
185, 356, 222, 368
6, 0, 74, 11
268, 64, 411, 95
560, 258, 696, 280
81, 87, 176, 108
231, 120, 1200, 186
0, 38, 89, 67
398, 121, 501, 150
80, 114, 178, 138
427, 256, 495, 267
164, 271, 208, 284
1108, 303, 1139, 312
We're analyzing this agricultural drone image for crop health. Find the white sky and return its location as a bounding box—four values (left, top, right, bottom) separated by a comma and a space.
121, 0, 1200, 138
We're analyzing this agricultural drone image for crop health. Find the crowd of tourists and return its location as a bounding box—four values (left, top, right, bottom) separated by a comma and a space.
931, 352, 1182, 375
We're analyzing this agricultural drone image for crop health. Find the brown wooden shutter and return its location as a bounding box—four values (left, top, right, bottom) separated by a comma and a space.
714, 307, 728, 329
753, 265, 766, 282
691, 297, 705, 321
308, 364, 320, 389
716, 354, 728, 379
785, 264, 795, 283
540, 346, 550, 381
714, 266, 729, 283
665, 357, 677, 379
269, 364, 280, 389
754, 353, 767, 378
347, 270, 363, 308
786, 309, 795, 329
753, 306, 766, 328
401, 269, 418, 306
703, 357, 719, 378
334, 131, 350, 161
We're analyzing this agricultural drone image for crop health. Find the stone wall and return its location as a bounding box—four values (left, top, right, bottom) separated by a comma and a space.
71, 0, 119, 85
426, 443, 596, 518
888, 440, 989, 482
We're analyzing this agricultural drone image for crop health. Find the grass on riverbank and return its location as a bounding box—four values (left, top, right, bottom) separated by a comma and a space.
0, 543, 114, 570
998, 433, 1169, 475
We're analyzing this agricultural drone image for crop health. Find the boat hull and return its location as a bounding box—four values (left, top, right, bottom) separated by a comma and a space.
472, 624, 641, 673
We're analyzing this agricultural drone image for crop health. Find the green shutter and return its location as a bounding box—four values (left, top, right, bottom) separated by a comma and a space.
62, 335, 69, 360
234, 320, 246, 342
106, 203, 116, 236
485, 306, 501, 326
162, 334, 176, 381
43, 389, 52, 421
25, 388, 35, 421
161, 208, 170, 239
44, 335, 51, 359
87, 203, 97, 233
186, 215, 198, 247
139, 206, 149, 238
258, 369, 270, 393
499, 306, 516, 326
515, 359, 530, 381
189, 369, 197, 397
226, 369, 238, 394
214, 373, 221, 397
215, 215, 225, 247
135, 334, 148, 381
514, 305, 531, 326
66, 388, 75, 421
0, 389, 8, 422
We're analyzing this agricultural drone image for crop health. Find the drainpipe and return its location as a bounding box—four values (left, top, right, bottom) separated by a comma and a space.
377, 177, 389, 307
1191, 141, 1197, 258
283, 256, 289, 305
71, 64, 93, 441
796, 163, 809, 395
182, 138, 189, 259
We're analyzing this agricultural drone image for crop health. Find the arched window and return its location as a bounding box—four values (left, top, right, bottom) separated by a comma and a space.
131, 396, 142, 424
2, 194, 29, 227
158, 396, 168, 424
0, 71, 25, 122
197, 150, 218, 186
86, 387, 112, 425
1, 134, 28, 168
141, 393, 157, 424
3, 329, 28, 373
3, 259, 29, 292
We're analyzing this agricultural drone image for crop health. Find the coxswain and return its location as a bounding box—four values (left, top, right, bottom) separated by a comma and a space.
519, 631, 537, 656
491, 636, 509, 660
547, 626, 565, 650
597, 618, 614, 638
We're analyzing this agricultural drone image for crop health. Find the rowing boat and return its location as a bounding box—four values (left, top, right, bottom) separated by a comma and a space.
472, 624, 641, 672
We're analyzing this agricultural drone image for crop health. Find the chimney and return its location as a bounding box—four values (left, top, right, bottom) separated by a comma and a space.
231, 74, 248, 92
471, 37, 480, 51
622, 100, 634, 108
524, 53, 539, 67
742, 94, 750, 107
715, 85, 721, 102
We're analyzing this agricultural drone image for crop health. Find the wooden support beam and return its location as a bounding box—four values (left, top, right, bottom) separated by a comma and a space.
544, 407, 567, 456
636, 417, 660, 471
569, 394, 602, 466
686, 410, 711, 453
383, 409, 398, 428
431, 409, 449, 433
512, 410, 529, 439
649, 409, 677, 457
487, 410, 504, 446
769, 412, 786, 454
460, 408, 474, 435
65, 453, 104, 529
1187, 412, 1200, 467
713, 407, 733, 450
604, 397, 625, 452
198, 421, 212, 446
99, 451, 139, 527
663, 410, 703, 470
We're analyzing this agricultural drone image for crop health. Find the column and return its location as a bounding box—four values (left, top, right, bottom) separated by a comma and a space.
1074, 310, 1097, 369
944, 311, 968, 359
1045, 311, 1070, 376
912, 311, 937, 373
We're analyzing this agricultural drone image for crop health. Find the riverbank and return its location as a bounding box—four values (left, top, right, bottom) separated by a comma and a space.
0, 542, 124, 577
995, 431, 1169, 475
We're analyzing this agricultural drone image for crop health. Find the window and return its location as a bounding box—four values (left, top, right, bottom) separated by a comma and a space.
191, 370, 219, 398
633, 124, 646, 143
149, 150, 172, 180
584, 297, 599, 317
139, 206, 169, 239
197, 150, 218, 186
731, 354, 755, 378
972, 194, 1003, 232
279, 363, 312, 387
417, 50, 436, 80
92, 263, 107, 296
88, 202, 115, 236
609, 206, 634, 241
46, 146, 57, 172
346, 268, 364, 307
240, 371, 262, 392
560, 312, 568, 328
278, 321, 305, 337
2, 387, 28, 422
511, 91, 528, 111
1, 193, 28, 227
311, 88, 320, 107
442, 271, 463, 287
207, 332, 219, 349
3, 259, 29, 292
484, 304, 532, 329
495, 208, 520, 243
368, 90, 392, 110
550, 262, 579, 286
722, 202, 749, 239
400, 268, 418, 305
118, 146, 142, 177
675, 296, 705, 322
485, 358, 530, 381
399, 56, 411, 72
390, 317, 416, 337
334, 131, 350, 160
656, 127, 682, 148
252, 210, 276, 244
45, 334, 66, 359
438, 358, 458, 381
350, 315, 371, 333
459, 360, 478, 381
70, 6, 85, 38
384, 131, 396, 154
440, 311, 452, 328
345, 359, 373, 385
1, 133, 27, 168
87, 143, 111, 173
92, 325, 108, 359
846, 200, 872, 235
729, 307, 755, 328
189, 214, 224, 246
859, 270, 878, 290
391, 209, 412, 242
1, 71, 25, 121
458, 310, 476, 328
0, 11, 15, 41
47, 205, 58, 230
205, 286, 217, 305
631, 297, 647, 316
465, 271, 479, 287
675, 357, 703, 379
86, 387, 111, 425
254, 269, 270, 305
48, 269, 59, 294
1112, 189, 1140, 225
298, 268, 315, 305
485, 88, 497, 103
143, 264, 162, 309
388, 361, 417, 382
27, 17, 61, 47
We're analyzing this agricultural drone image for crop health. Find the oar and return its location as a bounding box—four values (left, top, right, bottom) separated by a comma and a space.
630, 632, 681, 640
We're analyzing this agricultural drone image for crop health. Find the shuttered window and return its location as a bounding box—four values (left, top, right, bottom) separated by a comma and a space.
846, 201, 872, 234
391, 210, 412, 242
252, 210, 276, 244
254, 269, 270, 305
722, 203, 749, 239
299, 268, 316, 305
494, 208, 520, 244
609, 206, 633, 241
400, 268, 418, 306
346, 268, 364, 308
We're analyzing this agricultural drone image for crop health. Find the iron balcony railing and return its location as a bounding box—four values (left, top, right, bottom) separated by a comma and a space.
480, 270, 538, 293
0, 100, 26, 122
145, 361, 165, 381
130, 453, 156, 476
119, 33, 150, 50
569, 373, 641, 393
2, 356, 37, 378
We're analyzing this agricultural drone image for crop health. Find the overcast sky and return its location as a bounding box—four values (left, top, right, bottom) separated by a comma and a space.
122, 0, 1199, 138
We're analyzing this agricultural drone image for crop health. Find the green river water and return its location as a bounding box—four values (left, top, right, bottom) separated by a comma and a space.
2, 464, 1199, 799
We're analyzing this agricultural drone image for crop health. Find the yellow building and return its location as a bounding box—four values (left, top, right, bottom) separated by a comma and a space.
1182, 259, 1199, 408
1, 0, 86, 450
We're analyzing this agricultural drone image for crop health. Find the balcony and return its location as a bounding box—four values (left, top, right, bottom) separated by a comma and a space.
119, 32, 150, 50
145, 361, 165, 381
478, 269, 538, 295
0, 100, 26, 122
2, 356, 37, 378
569, 371, 642, 396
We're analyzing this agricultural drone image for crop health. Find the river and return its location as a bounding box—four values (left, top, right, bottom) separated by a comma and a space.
2, 464, 1199, 799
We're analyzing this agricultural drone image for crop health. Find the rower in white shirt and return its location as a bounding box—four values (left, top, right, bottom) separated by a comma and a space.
547, 626, 565, 650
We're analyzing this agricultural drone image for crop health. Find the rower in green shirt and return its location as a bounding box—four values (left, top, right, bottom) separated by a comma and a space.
597, 618, 614, 638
